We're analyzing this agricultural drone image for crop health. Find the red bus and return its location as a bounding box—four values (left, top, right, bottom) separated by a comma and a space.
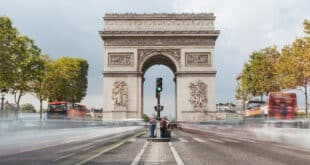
47, 101, 87, 119
268, 92, 297, 119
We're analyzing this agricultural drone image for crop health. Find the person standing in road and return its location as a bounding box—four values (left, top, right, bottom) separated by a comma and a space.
149, 115, 156, 138
160, 116, 168, 138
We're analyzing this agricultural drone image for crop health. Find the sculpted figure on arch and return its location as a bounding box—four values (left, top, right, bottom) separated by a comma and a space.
112, 81, 128, 110
189, 80, 208, 111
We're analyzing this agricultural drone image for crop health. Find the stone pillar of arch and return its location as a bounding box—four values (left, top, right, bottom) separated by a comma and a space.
99, 13, 220, 122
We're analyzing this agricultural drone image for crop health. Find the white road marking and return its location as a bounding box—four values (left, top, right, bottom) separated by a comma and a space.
172, 132, 179, 138
77, 132, 144, 165
193, 137, 206, 143
222, 138, 241, 143
178, 137, 188, 143
130, 141, 149, 165
54, 153, 76, 161
208, 138, 224, 143
222, 138, 240, 143
169, 142, 185, 165
81, 145, 95, 151
235, 138, 257, 143
64, 137, 81, 143
63, 143, 94, 152
272, 144, 310, 153
128, 138, 137, 142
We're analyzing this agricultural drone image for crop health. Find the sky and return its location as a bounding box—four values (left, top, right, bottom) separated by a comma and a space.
0, 0, 309, 118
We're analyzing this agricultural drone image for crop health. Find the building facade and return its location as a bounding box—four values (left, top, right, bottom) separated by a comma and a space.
100, 13, 220, 121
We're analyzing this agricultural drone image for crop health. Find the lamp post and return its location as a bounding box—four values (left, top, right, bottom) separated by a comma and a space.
1, 89, 6, 119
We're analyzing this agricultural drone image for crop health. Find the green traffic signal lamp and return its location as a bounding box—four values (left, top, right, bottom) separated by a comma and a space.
156, 77, 163, 93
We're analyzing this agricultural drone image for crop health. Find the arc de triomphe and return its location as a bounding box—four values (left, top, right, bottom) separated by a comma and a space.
100, 13, 220, 122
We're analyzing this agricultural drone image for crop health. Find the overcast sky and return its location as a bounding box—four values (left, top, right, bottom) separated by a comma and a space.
1, 0, 309, 118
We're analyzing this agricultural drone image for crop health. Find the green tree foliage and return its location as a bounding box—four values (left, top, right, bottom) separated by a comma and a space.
1, 16, 89, 116
239, 47, 281, 101
0, 17, 17, 90
47, 57, 88, 103
31, 55, 52, 119
20, 103, 36, 113
143, 114, 150, 122
10, 36, 43, 109
0, 16, 44, 109
279, 38, 310, 116
304, 19, 310, 42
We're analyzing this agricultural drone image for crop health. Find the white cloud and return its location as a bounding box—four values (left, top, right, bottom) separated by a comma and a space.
172, 0, 310, 104
173, 0, 308, 54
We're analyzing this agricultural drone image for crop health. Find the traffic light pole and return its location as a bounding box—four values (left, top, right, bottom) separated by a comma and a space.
156, 93, 161, 120
153, 77, 165, 139
156, 92, 161, 138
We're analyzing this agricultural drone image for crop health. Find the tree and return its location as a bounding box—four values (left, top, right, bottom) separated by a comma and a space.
276, 38, 310, 117
143, 114, 150, 122
235, 80, 248, 111
47, 57, 88, 103
0, 17, 17, 91
10, 35, 42, 109
276, 45, 296, 89
240, 47, 281, 101
291, 38, 310, 117
31, 55, 51, 120
304, 19, 310, 42
20, 103, 36, 113
260, 47, 281, 94
1, 16, 44, 110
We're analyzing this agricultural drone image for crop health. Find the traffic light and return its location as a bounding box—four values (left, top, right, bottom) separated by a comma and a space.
156, 78, 163, 93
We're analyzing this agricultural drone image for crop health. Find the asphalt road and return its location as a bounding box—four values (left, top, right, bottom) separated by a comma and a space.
0, 128, 309, 165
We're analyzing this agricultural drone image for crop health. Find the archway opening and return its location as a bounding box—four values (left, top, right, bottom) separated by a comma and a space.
142, 55, 177, 121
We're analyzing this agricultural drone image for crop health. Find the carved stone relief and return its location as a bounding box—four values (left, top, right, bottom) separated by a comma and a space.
112, 81, 128, 111
138, 49, 180, 65
104, 37, 216, 46
104, 20, 214, 31
189, 80, 208, 111
108, 52, 133, 66
185, 52, 211, 67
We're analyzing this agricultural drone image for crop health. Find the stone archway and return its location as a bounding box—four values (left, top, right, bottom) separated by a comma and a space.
100, 13, 220, 122
139, 50, 178, 120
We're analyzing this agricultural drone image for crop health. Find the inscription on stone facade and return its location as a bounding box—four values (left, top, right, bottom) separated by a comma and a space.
185, 52, 211, 67
112, 81, 128, 111
138, 49, 180, 64
189, 80, 208, 111
104, 37, 216, 46
108, 52, 133, 66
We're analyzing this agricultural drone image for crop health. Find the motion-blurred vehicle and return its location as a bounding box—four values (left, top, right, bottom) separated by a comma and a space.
268, 92, 297, 119
47, 101, 87, 119
87, 108, 103, 118
244, 100, 267, 118
244, 92, 297, 119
